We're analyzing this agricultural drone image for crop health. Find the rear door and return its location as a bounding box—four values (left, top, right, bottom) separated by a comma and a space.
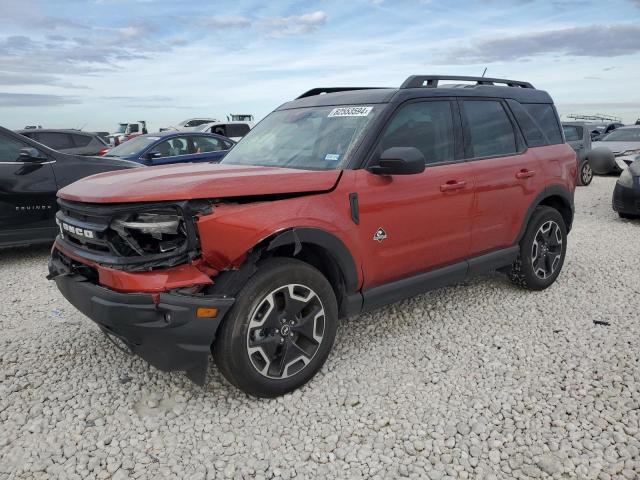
0, 131, 58, 246
356, 98, 474, 288
461, 99, 544, 255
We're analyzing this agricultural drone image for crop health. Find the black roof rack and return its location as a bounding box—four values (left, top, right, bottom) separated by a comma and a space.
400, 75, 534, 89
296, 87, 387, 99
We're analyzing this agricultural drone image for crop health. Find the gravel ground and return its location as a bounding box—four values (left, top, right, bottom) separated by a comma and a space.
1, 175, 639, 480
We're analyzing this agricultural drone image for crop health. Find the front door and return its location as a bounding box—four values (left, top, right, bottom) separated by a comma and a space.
0, 132, 57, 246
355, 99, 474, 289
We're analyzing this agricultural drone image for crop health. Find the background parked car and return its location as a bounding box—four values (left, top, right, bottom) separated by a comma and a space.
589, 122, 624, 141
171, 118, 220, 131
562, 122, 593, 186
17, 129, 110, 156
0, 126, 140, 248
102, 131, 235, 165
612, 158, 640, 219
193, 121, 252, 141
589, 126, 640, 174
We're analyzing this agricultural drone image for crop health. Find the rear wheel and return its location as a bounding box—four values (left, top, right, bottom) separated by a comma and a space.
213, 258, 338, 397
508, 206, 567, 290
578, 160, 593, 186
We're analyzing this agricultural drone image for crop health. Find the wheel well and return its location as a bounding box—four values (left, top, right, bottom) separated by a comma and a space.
267, 242, 347, 312
538, 195, 573, 231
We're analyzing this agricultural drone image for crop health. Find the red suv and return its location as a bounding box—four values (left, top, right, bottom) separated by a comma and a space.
48, 75, 577, 397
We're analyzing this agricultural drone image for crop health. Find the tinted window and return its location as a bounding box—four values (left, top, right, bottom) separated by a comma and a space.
129, 124, 139, 133
0, 134, 27, 162
562, 125, 583, 142
380, 101, 455, 164
225, 124, 250, 138
507, 99, 546, 147
36, 132, 73, 150
154, 137, 189, 158
463, 100, 517, 158
71, 134, 92, 147
191, 136, 224, 153
522, 104, 562, 144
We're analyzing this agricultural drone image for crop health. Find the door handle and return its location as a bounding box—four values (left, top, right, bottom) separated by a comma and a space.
515, 169, 536, 179
440, 180, 467, 192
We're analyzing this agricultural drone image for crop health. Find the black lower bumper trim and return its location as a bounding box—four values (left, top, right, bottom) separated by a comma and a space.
612, 182, 640, 215
52, 270, 234, 385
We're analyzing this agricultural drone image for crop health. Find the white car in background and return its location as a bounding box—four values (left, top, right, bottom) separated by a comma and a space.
193, 121, 252, 142
162, 118, 220, 132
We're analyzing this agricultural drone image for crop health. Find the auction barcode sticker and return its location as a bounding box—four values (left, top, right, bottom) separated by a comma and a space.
328, 106, 373, 117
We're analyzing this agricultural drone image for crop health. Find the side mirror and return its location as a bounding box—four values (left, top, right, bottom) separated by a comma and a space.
19, 148, 47, 162
369, 147, 426, 175
145, 150, 162, 161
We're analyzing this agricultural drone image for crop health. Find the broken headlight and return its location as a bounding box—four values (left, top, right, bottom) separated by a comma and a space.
111, 211, 188, 256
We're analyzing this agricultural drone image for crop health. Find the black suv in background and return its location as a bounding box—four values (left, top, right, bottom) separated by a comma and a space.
0, 126, 139, 248
17, 129, 110, 156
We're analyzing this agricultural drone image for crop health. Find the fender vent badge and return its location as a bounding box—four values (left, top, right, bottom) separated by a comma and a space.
373, 227, 387, 243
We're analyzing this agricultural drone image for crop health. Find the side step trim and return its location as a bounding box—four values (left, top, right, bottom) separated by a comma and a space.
361, 246, 519, 313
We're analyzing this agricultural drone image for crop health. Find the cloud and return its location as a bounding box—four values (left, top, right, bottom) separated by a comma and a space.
264, 11, 328, 37
435, 24, 640, 64
0, 92, 81, 107
198, 15, 251, 29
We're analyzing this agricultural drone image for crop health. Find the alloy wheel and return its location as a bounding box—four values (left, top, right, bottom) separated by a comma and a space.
246, 284, 325, 379
581, 163, 593, 185
531, 220, 563, 279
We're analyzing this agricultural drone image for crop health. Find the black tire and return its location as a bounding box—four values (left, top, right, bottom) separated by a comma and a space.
577, 160, 593, 186
213, 257, 338, 398
508, 206, 567, 291
619, 212, 639, 220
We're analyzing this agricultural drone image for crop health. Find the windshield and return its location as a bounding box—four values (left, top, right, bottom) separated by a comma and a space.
104, 135, 160, 157
116, 124, 128, 134
221, 105, 381, 170
601, 129, 640, 142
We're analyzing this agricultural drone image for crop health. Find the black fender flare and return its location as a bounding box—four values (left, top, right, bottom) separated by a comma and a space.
517, 185, 575, 242
266, 227, 360, 294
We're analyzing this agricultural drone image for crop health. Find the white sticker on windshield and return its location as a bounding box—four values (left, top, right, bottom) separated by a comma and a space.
328, 106, 373, 118
325, 154, 340, 161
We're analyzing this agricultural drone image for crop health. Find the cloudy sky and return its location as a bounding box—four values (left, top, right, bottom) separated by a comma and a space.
1, 0, 639, 131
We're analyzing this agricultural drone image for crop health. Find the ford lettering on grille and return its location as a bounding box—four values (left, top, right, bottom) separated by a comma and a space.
55, 218, 95, 239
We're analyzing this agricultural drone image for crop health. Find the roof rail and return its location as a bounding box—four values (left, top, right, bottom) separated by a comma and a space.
296, 87, 387, 99
400, 75, 534, 89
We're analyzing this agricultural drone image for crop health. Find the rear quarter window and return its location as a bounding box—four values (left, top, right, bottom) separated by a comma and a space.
71, 134, 92, 147
522, 103, 563, 145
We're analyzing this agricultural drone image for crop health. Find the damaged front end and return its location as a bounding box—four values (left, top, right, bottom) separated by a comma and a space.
54, 198, 210, 271
48, 198, 235, 384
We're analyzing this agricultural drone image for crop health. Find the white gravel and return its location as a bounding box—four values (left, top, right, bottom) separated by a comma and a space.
1, 175, 639, 480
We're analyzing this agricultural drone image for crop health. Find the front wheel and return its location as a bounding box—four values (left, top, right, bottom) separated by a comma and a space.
578, 160, 593, 186
508, 206, 567, 290
213, 258, 338, 397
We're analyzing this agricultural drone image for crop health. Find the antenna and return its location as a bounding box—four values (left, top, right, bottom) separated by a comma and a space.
481, 67, 487, 78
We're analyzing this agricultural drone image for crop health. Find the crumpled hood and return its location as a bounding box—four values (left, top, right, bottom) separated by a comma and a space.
592, 141, 640, 155
58, 163, 342, 203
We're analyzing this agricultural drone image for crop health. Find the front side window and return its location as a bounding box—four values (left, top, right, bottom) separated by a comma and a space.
191, 136, 225, 153
0, 134, 28, 162
463, 100, 517, 158
221, 105, 381, 170
562, 125, 583, 142
380, 101, 455, 165
153, 137, 189, 158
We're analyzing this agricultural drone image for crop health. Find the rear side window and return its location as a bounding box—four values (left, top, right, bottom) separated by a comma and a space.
522, 103, 562, 145
35, 132, 73, 150
225, 124, 250, 138
507, 100, 546, 147
380, 101, 455, 165
462, 100, 517, 158
71, 134, 92, 147
562, 125, 583, 142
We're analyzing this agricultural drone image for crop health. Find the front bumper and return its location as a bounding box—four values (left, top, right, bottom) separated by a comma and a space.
612, 182, 640, 215
48, 251, 234, 385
